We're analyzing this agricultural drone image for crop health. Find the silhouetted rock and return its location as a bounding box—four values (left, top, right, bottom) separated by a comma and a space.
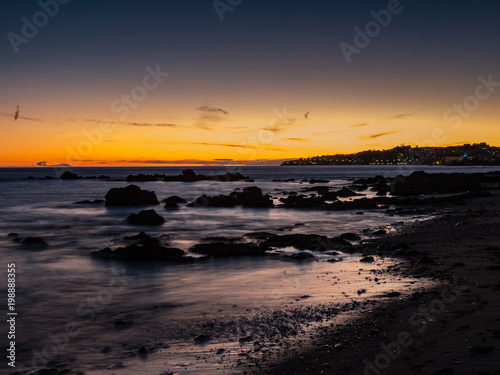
334, 187, 360, 197
279, 194, 327, 208
194, 334, 211, 344
188, 186, 273, 208
91, 242, 189, 262
76, 199, 105, 204
164, 201, 179, 209
288, 252, 315, 260
360, 256, 375, 263
189, 242, 268, 257
162, 195, 187, 204
7, 233, 18, 237
22, 237, 47, 246
27, 176, 34, 180
126, 173, 166, 182
60, 171, 79, 179
125, 169, 251, 182
372, 229, 387, 236
340, 232, 361, 241
105, 185, 159, 206
126, 209, 165, 225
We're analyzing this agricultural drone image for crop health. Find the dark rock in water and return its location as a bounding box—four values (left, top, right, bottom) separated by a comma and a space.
7, 233, 18, 237
76, 199, 105, 204
239, 336, 253, 343
105, 185, 159, 206
419, 255, 435, 264
288, 252, 315, 260
372, 229, 387, 236
98, 175, 111, 179
355, 211, 365, 215
101, 346, 112, 354
188, 186, 273, 208
12, 238, 21, 242
44, 176, 54, 180
279, 194, 326, 208
272, 178, 295, 182
202, 236, 242, 242
27, 176, 34, 180
327, 198, 379, 210
60, 171, 79, 179
164, 201, 179, 209
190, 243, 268, 258
114, 319, 132, 328
123, 231, 159, 243
162, 195, 187, 204
360, 256, 375, 263
137, 346, 149, 356
22, 237, 48, 246
387, 291, 401, 297
340, 232, 361, 241
389, 171, 494, 196
216, 348, 225, 355
91, 240, 190, 262
143, 168, 252, 182
194, 334, 211, 344
127, 209, 165, 225
302, 178, 329, 184
334, 187, 360, 197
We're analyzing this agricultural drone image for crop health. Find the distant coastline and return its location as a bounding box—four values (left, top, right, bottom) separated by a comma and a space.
281, 143, 500, 166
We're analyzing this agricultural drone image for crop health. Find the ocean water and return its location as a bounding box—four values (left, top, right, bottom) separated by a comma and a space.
1, 165, 499, 374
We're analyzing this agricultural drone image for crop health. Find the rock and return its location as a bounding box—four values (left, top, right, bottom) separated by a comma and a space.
44, 176, 54, 180
22, 237, 48, 246
7, 233, 18, 237
340, 232, 361, 241
27, 176, 34, 180
164, 201, 179, 209
360, 256, 375, 263
126, 173, 166, 182
76, 199, 105, 204
288, 252, 315, 260
419, 255, 435, 264
91, 241, 190, 262
372, 229, 387, 236
101, 346, 112, 354
334, 187, 360, 197
127, 209, 165, 225
189, 243, 268, 258
60, 171, 79, 179
189, 186, 273, 208
105, 185, 159, 206
280, 194, 326, 208
216, 348, 225, 355
162, 195, 187, 204
387, 291, 401, 297
114, 319, 132, 328
239, 336, 253, 343
263, 233, 350, 250
137, 346, 149, 356
244, 232, 274, 239
194, 334, 211, 344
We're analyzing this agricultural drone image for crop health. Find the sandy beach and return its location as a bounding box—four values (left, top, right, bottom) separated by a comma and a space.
260, 193, 500, 374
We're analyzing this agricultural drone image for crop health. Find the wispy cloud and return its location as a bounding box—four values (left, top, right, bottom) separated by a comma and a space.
281, 137, 308, 142
358, 131, 401, 140
0, 112, 43, 122
349, 122, 370, 128
194, 105, 229, 129
387, 113, 413, 120
82, 119, 178, 127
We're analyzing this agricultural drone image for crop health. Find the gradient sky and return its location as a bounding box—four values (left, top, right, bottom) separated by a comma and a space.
1, 0, 499, 166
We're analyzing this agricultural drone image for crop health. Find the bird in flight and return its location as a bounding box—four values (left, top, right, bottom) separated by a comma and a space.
304, 111, 310, 119
14, 106, 19, 121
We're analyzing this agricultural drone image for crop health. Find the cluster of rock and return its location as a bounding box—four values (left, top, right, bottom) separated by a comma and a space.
90, 232, 192, 262
125, 169, 251, 182
105, 185, 159, 206
188, 186, 273, 208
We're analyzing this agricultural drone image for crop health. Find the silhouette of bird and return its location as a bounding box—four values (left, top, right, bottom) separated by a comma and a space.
14, 106, 19, 121
304, 111, 310, 119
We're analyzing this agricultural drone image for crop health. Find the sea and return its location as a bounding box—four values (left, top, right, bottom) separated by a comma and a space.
1, 165, 499, 374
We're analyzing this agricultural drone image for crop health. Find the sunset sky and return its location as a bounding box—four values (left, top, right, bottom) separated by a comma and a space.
1, 0, 499, 166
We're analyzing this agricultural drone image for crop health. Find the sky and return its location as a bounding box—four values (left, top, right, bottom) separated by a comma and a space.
1, 0, 499, 166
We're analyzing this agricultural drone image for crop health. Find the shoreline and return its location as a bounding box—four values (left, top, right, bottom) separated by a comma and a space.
256, 193, 500, 374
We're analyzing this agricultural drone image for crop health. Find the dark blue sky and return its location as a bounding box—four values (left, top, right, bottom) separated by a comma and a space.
1, 1, 500, 165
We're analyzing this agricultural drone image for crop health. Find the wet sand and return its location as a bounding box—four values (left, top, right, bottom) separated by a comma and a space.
258, 193, 500, 374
